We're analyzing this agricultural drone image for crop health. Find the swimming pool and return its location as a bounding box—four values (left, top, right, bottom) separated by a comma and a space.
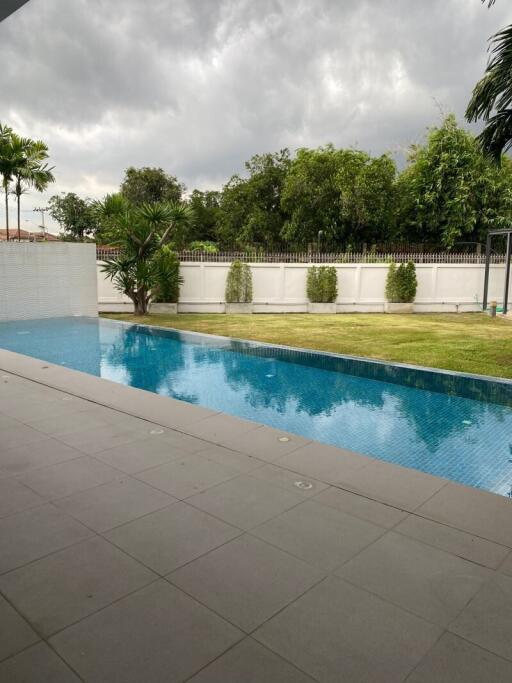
1, 316, 511, 496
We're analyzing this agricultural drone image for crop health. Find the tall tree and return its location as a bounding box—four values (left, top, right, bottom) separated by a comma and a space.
466, 1, 512, 160
188, 189, 222, 243
120, 167, 184, 206
9, 135, 54, 240
396, 115, 512, 247
218, 150, 291, 249
48, 192, 98, 240
0, 123, 16, 240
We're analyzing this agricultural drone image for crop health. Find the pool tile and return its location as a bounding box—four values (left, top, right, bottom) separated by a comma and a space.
0, 536, 156, 636
50, 580, 243, 683
105, 502, 241, 575
337, 532, 491, 627
252, 499, 384, 572
450, 572, 512, 661
0, 477, 45, 517
54, 476, 175, 532
169, 534, 323, 632
0, 594, 39, 662
407, 632, 512, 682
0, 642, 80, 682
17, 456, 119, 500
417, 482, 512, 547
187, 474, 303, 530
254, 575, 442, 683
135, 453, 240, 499
395, 514, 510, 569
187, 637, 316, 682
313, 486, 408, 528
0, 504, 93, 574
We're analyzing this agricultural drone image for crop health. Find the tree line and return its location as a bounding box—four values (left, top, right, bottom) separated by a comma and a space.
46, 115, 512, 252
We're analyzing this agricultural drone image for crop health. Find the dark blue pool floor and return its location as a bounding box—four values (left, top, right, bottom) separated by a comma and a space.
1, 316, 511, 497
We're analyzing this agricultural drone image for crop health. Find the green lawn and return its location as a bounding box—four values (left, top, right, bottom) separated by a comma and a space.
102, 312, 512, 379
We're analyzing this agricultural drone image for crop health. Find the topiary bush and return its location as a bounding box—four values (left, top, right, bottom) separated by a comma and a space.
306, 266, 338, 303
225, 260, 253, 303
152, 246, 183, 303
385, 261, 417, 303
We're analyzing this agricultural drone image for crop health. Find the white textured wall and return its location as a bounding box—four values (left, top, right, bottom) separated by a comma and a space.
98, 260, 511, 313
0, 243, 98, 321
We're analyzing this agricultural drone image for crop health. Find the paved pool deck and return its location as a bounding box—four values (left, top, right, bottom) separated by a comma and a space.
1, 348, 512, 682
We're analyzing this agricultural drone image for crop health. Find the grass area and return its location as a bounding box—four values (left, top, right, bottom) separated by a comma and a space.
102, 312, 512, 379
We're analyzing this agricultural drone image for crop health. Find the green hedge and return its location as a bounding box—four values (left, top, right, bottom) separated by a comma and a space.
385, 261, 417, 303
152, 246, 183, 303
225, 261, 253, 303
306, 266, 338, 303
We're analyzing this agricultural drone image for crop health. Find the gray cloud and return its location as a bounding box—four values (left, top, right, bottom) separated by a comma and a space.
1, 0, 511, 231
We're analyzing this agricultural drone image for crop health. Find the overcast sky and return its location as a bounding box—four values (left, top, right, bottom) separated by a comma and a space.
1, 0, 511, 232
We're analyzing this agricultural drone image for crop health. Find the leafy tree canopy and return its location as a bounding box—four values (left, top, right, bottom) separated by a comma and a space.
48, 192, 98, 240
120, 166, 184, 206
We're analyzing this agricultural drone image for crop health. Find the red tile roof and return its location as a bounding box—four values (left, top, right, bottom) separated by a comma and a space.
0, 229, 60, 241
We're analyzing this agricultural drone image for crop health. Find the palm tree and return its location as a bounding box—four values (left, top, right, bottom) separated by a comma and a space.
9, 136, 54, 240
466, 1, 512, 161
0, 124, 15, 240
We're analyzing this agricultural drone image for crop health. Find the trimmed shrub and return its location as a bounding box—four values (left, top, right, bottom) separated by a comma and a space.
385, 261, 417, 303
307, 266, 338, 303
225, 261, 253, 303
152, 246, 183, 303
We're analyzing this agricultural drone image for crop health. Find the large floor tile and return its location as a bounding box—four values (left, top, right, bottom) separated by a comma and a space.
407, 632, 512, 682
0, 438, 81, 477
249, 464, 329, 497
450, 572, 512, 661
417, 482, 512, 547
0, 594, 39, 662
276, 442, 372, 484
106, 502, 241, 575
188, 637, 316, 682
337, 532, 490, 627
94, 437, 195, 474
0, 424, 49, 451
222, 426, 310, 463
198, 445, 263, 474
0, 504, 93, 574
27, 411, 111, 437
169, 534, 323, 632
499, 551, 512, 577
0, 536, 156, 636
184, 413, 260, 444
313, 485, 408, 528
254, 575, 441, 683
50, 580, 242, 683
136, 453, 240, 499
54, 476, 175, 532
0, 477, 45, 518
187, 474, 303, 530
0, 414, 23, 431
395, 514, 510, 569
252, 499, 384, 572
55, 423, 146, 455
0, 642, 80, 682
17, 456, 119, 500
334, 460, 447, 511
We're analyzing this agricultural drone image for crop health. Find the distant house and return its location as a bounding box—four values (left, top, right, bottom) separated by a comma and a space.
0, 229, 60, 242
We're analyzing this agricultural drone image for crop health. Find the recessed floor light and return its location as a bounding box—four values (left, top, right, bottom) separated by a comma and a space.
150, 428, 164, 435
294, 480, 313, 490
62, 397, 72, 401
278, 436, 290, 442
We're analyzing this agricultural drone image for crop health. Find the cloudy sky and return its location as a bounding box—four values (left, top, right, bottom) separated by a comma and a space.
1, 0, 511, 232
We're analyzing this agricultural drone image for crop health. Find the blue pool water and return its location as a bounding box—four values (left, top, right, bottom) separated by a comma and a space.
1, 316, 511, 496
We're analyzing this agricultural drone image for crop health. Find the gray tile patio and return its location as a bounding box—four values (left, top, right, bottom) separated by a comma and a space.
0, 355, 512, 682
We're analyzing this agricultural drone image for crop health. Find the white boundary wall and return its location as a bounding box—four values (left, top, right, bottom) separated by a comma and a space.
98, 261, 512, 313
0, 243, 98, 321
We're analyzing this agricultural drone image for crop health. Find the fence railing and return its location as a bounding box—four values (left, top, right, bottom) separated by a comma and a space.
96, 248, 506, 264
